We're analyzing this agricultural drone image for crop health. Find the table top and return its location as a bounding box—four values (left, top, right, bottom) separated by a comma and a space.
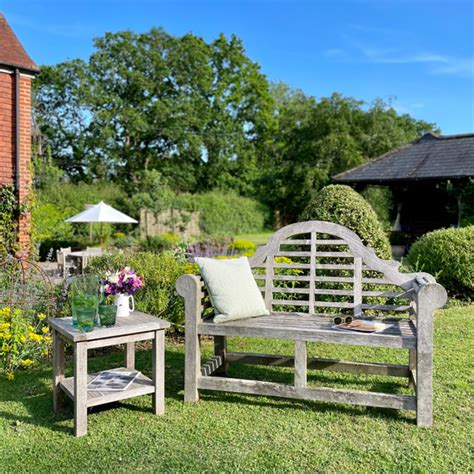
69, 251, 103, 257
49, 311, 170, 342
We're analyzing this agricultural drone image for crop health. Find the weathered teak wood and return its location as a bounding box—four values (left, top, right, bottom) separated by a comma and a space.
176, 274, 202, 403
53, 330, 65, 412
126, 342, 135, 370
48, 312, 170, 436
213, 336, 228, 376
74, 342, 88, 437
226, 352, 410, 377
294, 340, 307, 388
152, 330, 165, 415
176, 220, 448, 426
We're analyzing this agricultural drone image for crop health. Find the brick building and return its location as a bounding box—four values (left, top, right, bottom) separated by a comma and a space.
0, 12, 39, 252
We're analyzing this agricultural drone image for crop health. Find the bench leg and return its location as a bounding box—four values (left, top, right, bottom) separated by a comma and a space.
185, 332, 200, 403
214, 336, 227, 376
294, 340, 307, 388
409, 349, 416, 389
416, 351, 432, 427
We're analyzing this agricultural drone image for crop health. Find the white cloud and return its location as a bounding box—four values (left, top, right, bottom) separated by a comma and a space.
327, 34, 474, 79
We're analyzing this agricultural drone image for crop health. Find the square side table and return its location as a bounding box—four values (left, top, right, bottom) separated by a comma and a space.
49, 311, 170, 437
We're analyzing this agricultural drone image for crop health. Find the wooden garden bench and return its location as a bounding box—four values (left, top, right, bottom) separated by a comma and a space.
176, 221, 447, 426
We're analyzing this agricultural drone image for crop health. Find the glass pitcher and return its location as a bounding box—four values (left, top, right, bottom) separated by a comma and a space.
70, 275, 99, 327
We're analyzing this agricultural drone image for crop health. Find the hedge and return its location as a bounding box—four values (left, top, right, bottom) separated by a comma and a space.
174, 191, 267, 236
87, 252, 194, 330
301, 184, 392, 259
407, 226, 474, 299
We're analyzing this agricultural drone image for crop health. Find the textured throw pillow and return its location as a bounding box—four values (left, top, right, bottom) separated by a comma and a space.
195, 256, 270, 324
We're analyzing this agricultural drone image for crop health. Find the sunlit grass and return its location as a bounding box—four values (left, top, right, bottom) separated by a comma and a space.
0, 305, 472, 472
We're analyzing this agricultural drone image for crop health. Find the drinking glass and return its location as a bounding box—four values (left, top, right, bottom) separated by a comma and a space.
70, 275, 99, 327
76, 307, 96, 332
98, 304, 117, 327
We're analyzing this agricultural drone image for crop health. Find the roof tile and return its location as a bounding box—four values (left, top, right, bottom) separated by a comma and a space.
0, 12, 39, 72
334, 133, 474, 183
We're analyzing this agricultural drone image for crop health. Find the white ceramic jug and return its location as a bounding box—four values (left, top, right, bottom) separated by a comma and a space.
114, 293, 135, 317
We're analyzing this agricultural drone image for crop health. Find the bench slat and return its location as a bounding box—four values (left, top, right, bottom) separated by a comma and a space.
198, 376, 416, 410
200, 315, 417, 349
226, 352, 410, 377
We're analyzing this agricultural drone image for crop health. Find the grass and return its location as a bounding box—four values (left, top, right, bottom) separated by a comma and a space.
235, 231, 274, 246
0, 305, 472, 472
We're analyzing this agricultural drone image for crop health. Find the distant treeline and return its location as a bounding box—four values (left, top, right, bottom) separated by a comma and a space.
33, 27, 436, 223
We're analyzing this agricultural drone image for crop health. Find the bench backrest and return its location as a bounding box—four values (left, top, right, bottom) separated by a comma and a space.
248, 221, 434, 319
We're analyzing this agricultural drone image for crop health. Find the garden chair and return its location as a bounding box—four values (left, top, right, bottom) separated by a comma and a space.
56, 247, 72, 278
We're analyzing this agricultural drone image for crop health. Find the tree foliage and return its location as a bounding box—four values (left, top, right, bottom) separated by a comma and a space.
34, 29, 273, 193
33, 28, 437, 223
259, 85, 436, 222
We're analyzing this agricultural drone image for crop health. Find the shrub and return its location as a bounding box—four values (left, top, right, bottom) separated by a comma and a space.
407, 226, 474, 299
38, 238, 81, 261
33, 182, 127, 242
0, 307, 51, 380
113, 233, 138, 250
0, 185, 18, 257
87, 252, 194, 330
139, 233, 182, 253
301, 184, 392, 259
174, 191, 267, 236
228, 239, 256, 256
186, 236, 233, 260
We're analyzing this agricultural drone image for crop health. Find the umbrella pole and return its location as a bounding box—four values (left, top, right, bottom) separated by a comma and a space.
89, 222, 93, 242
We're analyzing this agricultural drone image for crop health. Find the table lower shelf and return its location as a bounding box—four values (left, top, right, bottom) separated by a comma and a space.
59, 367, 155, 408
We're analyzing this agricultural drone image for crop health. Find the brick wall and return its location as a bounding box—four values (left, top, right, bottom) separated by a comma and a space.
0, 70, 33, 254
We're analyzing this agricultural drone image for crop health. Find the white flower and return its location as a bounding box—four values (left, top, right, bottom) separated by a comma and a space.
108, 272, 119, 284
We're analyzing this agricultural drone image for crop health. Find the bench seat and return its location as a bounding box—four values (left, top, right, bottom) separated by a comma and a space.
200, 314, 417, 349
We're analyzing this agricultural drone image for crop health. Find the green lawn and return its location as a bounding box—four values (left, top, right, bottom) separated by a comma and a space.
1, 305, 472, 472
235, 231, 274, 246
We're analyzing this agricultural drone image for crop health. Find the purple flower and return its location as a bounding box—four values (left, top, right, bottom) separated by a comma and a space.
102, 268, 144, 296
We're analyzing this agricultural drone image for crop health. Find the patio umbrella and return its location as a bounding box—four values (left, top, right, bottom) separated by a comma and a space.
65, 201, 138, 243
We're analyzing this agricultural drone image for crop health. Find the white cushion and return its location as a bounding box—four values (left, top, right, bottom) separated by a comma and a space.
195, 257, 270, 324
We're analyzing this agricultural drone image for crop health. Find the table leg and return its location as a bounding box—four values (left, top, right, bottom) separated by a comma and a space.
125, 342, 135, 370
152, 330, 165, 415
74, 342, 88, 436
53, 330, 65, 412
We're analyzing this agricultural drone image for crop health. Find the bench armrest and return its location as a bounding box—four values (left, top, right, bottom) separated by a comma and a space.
412, 279, 447, 341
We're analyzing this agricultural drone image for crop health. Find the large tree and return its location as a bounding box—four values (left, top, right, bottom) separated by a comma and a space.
257, 84, 437, 223
34, 29, 274, 193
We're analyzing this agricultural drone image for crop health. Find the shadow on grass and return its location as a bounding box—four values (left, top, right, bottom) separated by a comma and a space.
0, 346, 414, 434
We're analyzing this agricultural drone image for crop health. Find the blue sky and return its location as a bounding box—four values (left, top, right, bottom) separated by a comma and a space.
2, 0, 473, 134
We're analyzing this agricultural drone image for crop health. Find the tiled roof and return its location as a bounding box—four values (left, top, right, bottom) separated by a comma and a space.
0, 12, 39, 72
333, 133, 474, 183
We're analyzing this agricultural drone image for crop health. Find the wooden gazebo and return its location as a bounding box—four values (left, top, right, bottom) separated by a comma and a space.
333, 133, 474, 237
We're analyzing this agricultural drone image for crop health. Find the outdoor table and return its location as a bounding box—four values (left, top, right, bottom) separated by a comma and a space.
68, 250, 104, 273
49, 311, 170, 437
67, 251, 90, 273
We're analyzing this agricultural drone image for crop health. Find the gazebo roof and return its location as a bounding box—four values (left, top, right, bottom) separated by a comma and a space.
333, 133, 474, 184
0, 12, 39, 72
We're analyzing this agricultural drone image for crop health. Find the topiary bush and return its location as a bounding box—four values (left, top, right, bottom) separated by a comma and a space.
87, 252, 194, 330
301, 184, 392, 259
407, 226, 474, 300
